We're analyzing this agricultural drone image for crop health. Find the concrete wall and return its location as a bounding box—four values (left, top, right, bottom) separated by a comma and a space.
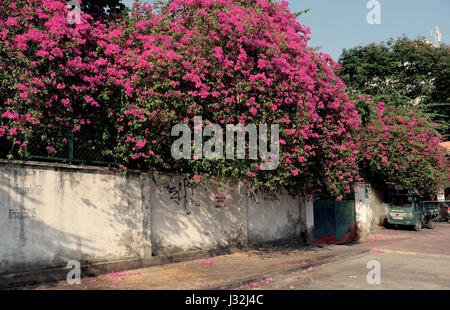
299, 198, 315, 244
246, 188, 302, 244
0, 162, 151, 275
0, 160, 313, 277
370, 187, 390, 226
355, 184, 389, 240
150, 175, 246, 255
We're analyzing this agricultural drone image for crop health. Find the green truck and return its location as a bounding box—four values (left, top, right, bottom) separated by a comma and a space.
385, 197, 439, 231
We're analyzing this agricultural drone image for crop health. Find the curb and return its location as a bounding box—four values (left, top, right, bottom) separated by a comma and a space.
203, 247, 370, 290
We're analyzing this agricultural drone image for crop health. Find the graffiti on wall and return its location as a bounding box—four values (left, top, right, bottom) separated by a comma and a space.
9, 209, 37, 220
154, 177, 232, 213
215, 196, 227, 209
156, 177, 200, 215
247, 188, 280, 204
15, 184, 43, 196
7, 183, 41, 220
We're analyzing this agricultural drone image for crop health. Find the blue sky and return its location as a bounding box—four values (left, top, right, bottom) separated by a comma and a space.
122, 0, 450, 61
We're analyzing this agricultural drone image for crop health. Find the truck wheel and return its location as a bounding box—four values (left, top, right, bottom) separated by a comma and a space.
414, 219, 422, 231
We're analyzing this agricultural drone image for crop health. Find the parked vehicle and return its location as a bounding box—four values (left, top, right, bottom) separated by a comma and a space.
385, 197, 437, 230
421, 201, 440, 227
438, 201, 449, 222
422, 201, 450, 222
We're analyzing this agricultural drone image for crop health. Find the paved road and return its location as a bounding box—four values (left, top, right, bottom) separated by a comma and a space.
263, 222, 450, 290
13, 222, 450, 290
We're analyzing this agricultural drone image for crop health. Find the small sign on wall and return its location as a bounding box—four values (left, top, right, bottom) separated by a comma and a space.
215, 196, 227, 209
437, 189, 445, 202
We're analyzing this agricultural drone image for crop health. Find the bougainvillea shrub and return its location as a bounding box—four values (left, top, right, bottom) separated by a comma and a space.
0, 0, 117, 160
354, 94, 449, 197
5, 0, 446, 199
97, 0, 361, 198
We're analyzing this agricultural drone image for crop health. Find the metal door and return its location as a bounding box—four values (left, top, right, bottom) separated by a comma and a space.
314, 200, 357, 244
334, 200, 357, 243
313, 200, 336, 244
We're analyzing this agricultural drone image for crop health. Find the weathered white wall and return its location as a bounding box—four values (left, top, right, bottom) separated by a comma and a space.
370, 187, 390, 226
0, 160, 312, 276
246, 189, 302, 244
355, 184, 389, 240
299, 198, 315, 244
150, 175, 246, 255
355, 185, 372, 240
0, 162, 151, 274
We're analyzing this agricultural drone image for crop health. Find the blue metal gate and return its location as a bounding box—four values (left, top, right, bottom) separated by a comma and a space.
314, 199, 357, 244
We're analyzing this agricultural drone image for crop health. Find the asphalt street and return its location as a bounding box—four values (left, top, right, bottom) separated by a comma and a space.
264, 222, 450, 290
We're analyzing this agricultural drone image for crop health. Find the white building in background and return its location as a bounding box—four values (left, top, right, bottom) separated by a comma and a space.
424, 26, 443, 47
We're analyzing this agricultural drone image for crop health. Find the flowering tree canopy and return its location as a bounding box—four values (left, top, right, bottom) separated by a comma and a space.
354, 94, 449, 197
0, 0, 119, 160
1, 0, 446, 199
99, 0, 361, 198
